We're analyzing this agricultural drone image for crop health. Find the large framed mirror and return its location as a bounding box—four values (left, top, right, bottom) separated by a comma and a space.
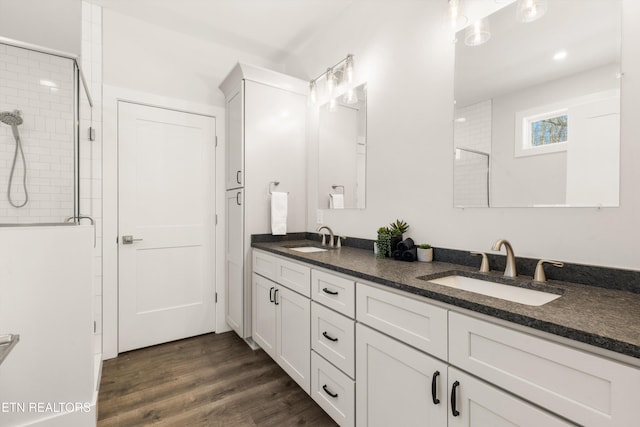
454, 0, 622, 208
318, 83, 367, 209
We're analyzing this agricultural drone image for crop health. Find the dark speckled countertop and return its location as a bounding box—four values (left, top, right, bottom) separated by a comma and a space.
253, 239, 640, 362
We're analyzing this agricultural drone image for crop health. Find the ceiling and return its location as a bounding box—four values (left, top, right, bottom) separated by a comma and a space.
87, 0, 356, 63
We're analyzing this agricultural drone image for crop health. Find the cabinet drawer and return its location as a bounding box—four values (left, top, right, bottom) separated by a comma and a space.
276, 257, 311, 297
356, 284, 448, 360
252, 250, 278, 281
449, 312, 640, 427
311, 302, 355, 378
312, 269, 355, 318
311, 351, 355, 427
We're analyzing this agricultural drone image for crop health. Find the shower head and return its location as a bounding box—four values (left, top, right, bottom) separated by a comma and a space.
0, 110, 23, 126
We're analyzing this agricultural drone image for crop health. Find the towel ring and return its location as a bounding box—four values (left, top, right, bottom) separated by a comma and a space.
331, 185, 344, 194
269, 181, 289, 195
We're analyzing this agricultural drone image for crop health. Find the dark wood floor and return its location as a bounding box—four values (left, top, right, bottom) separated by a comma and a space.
98, 332, 338, 426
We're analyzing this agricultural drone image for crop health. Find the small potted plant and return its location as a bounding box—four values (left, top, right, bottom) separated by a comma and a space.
375, 227, 392, 258
417, 243, 433, 262
388, 219, 409, 253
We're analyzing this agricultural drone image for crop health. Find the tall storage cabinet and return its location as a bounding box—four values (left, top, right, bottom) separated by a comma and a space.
219, 63, 308, 340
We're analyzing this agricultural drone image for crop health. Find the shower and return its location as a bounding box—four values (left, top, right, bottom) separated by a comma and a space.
0, 110, 28, 208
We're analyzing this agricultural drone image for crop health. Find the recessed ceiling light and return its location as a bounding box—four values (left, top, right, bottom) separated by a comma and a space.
39, 79, 57, 88
553, 50, 567, 61
454, 117, 467, 123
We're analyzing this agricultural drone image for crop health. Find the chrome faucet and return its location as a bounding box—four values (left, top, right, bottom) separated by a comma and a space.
492, 239, 517, 277
316, 225, 335, 247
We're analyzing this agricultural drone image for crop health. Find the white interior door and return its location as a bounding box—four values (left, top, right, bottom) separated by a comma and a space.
118, 102, 216, 353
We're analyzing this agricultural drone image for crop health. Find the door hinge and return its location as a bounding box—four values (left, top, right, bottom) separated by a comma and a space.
116, 236, 118, 244
215, 135, 218, 147
93, 321, 97, 333
215, 292, 218, 303
215, 214, 218, 225
89, 126, 96, 141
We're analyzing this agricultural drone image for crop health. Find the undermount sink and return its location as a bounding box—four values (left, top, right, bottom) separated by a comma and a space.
288, 246, 328, 253
426, 275, 561, 306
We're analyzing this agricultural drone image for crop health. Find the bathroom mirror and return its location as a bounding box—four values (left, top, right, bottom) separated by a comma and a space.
318, 83, 367, 209
453, 0, 622, 207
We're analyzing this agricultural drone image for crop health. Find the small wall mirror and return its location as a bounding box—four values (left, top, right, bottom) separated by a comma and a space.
454, 0, 622, 208
318, 83, 367, 209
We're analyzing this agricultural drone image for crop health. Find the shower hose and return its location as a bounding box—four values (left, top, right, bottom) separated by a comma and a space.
8, 132, 28, 208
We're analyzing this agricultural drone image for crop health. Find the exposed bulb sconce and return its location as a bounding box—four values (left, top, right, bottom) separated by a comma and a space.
308, 54, 355, 105
516, 0, 548, 23
464, 18, 491, 46
448, 0, 468, 33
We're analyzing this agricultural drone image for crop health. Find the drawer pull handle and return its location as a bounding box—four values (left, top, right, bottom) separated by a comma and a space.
236, 170, 242, 184
451, 380, 460, 417
274, 289, 279, 305
322, 287, 339, 295
322, 384, 338, 398
431, 371, 440, 404
269, 287, 275, 303
322, 331, 338, 342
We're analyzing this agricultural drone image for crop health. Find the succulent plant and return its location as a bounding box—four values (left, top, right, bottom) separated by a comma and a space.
389, 219, 409, 237
418, 243, 431, 249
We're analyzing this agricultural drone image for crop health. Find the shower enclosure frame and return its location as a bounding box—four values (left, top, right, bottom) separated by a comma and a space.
0, 36, 94, 226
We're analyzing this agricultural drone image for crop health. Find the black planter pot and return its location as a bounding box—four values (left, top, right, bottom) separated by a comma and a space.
389, 235, 402, 256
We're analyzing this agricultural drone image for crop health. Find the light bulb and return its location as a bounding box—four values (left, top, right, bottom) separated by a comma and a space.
344, 55, 354, 85
516, 0, 548, 23
326, 68, 336, 98
344, 87, 358, 105
464, 18, 491, 46
309, 81, 317, 104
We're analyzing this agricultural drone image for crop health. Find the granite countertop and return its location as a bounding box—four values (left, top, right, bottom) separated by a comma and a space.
253, 240, 640, 362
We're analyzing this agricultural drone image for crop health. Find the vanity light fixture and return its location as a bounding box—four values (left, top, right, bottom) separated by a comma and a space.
516, 0, 548, 23
308, 54, 356, 105
464, 18, 491, 46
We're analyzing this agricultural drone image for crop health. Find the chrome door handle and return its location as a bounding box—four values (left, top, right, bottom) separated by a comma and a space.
122, 235, 143, 245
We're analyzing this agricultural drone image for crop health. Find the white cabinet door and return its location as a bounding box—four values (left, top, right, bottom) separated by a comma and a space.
356, 323, 447, 427
225, 87, 243, 190
225, 189, 244, 335
276, 284, 311, 394
448, 367, 572, 427
252, 273, 276, 360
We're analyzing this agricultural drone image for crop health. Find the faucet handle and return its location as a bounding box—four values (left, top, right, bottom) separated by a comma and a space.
533, 259, 564, 282
470, 251, 490, 273
336, 236, 345, 248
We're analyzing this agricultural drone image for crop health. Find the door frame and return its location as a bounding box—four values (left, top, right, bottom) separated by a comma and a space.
103, 85, 229, 359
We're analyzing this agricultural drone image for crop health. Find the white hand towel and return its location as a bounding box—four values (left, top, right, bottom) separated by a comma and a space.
330, 193, 344, 209
271, 191, 288, 235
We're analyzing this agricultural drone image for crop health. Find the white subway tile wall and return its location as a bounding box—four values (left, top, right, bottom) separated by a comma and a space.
81, 1, 103, 359
0, 44, 75, 223
454, 100, 492, 207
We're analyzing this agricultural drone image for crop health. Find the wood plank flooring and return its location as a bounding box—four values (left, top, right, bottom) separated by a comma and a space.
98, 332, 338, 426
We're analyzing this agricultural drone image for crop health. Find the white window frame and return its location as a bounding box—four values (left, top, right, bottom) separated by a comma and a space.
515, 106, 569, 158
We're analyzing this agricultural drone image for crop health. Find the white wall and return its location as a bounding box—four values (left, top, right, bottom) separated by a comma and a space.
101, 9, 284, 107
284, 0, 640, 270
0, 0, 80, 55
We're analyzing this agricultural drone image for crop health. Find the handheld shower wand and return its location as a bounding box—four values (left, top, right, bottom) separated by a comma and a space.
0, 110, 28, 208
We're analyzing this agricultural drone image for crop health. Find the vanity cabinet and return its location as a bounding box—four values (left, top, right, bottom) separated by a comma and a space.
220, 64, 307, 340
252, 250, 311, 393
251, 249, 640, 427
310, 268, 357, 427
449, 311, 640, 427
356, 322, 447, 427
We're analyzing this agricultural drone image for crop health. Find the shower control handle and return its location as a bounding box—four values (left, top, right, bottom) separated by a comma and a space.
122, 235, 143, 245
